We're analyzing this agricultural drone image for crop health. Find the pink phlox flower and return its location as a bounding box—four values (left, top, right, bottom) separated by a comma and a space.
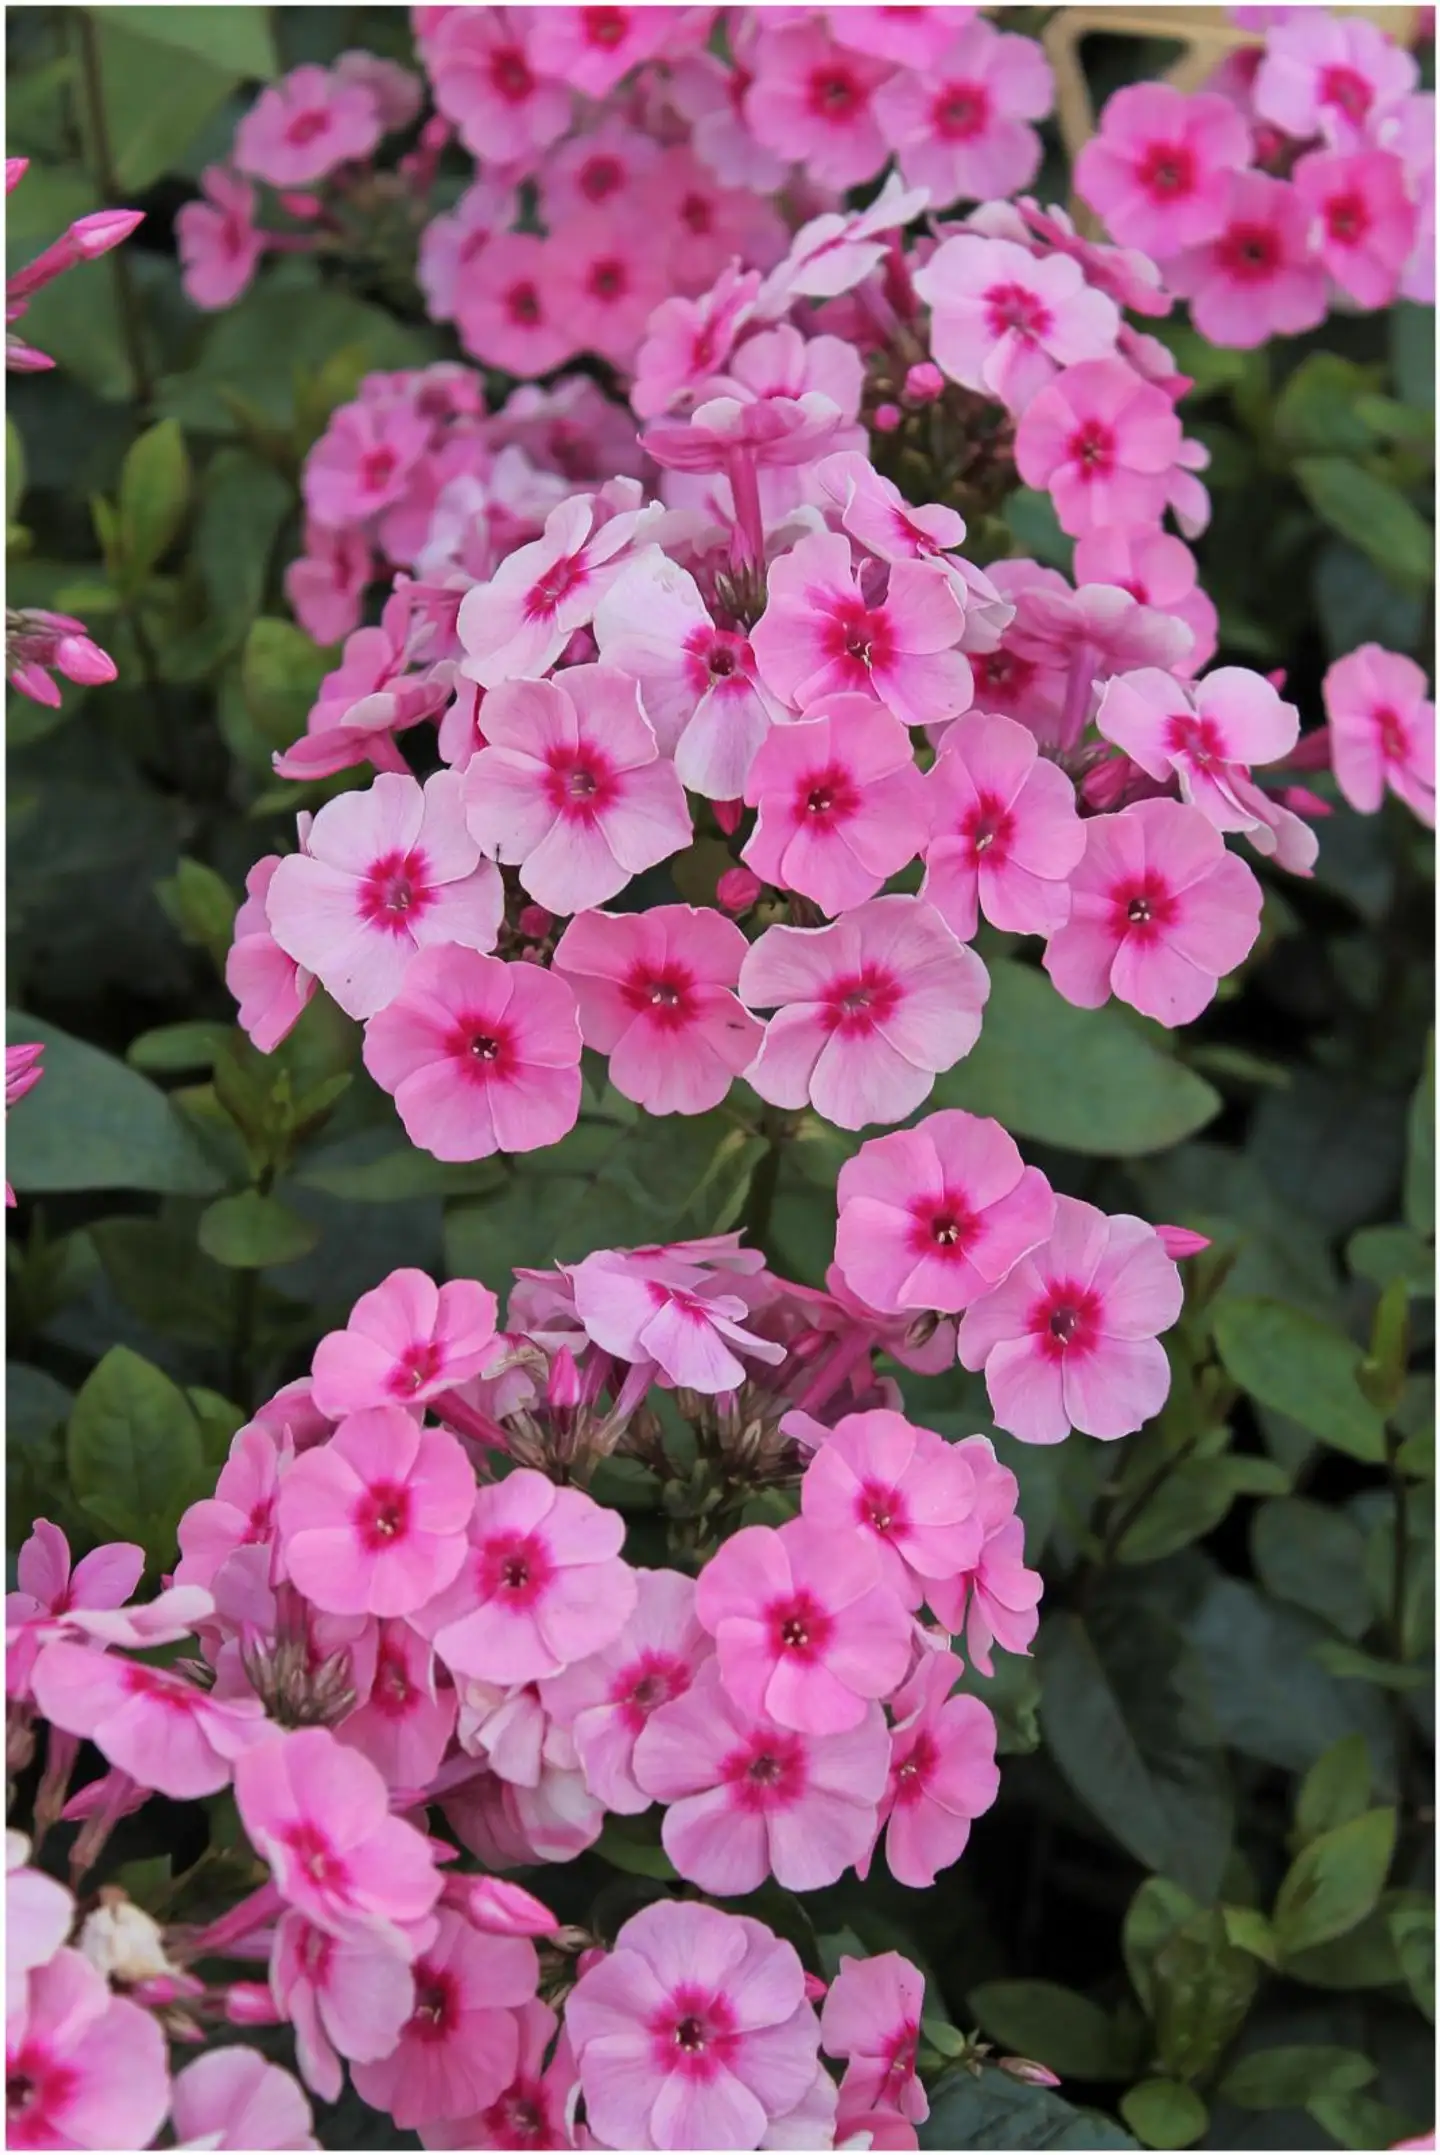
6, 1520, 143, 1696
6, 1039, 44, 1112
632, 1659, 889, 1895
272, 1909, 417, 2103
1293, 146, 1417, 308
568, 1246, 787, 1393
740, 896, 989, 1131
304, 391, 432, 532
742, 22, 892, 192
171, 2046, 317, 2151
924, 1437, 1041, 1667
643, 389, 847, 481
1013, 356, 1186, 535
6, 194, 143, 371
277, 1405, 475, 1618
742, 693, 929, 913
443, 1723, 604, 1867
335, 48, 423, 130
1005, 578, 1195, 751
552, 904, 762, 1117
966, 193, 1172, 317
1073, 527, 1218, 674
6, 1947, 169, 2152
234, 62, 381, 185
539, 1568, 709, 1815
814, 451, 973, 585
7, 1833, 73, 2016
337, 1618, 457, 1789
226, 854, 315, 1054
274, 585, 449, 782
923, 711, 1085, 940
667, 31, 792, 194
463, 1876, 558, 1938
419, 177, 518, 326
756, 171, 931, 314
54, 1581, 213, 1649
1096, 663, 1301, 839
528, 5, 684, 93
632, 263, 763, 420
1254, 10, 1418, 148
32, 1642, 266, 1798
799, 1407, 984, 1608
713, 322, 866, 429
1044, 796, 1264, 1025
1165, 170, 1328, 349
420, 1997, 576, 2151
874, 18, 1054, 205
426, 9, 571, 167
541, 116, 663, 224
1388, 90, 1435, 304
456, 493, 655, 690
6, 607, 116, 705
1076, 83, 1253, 255
454, 231, 577, 379
564, 1898, 822, 2153
547, 207, 672, 370
695, 1516, 913, 1735
311, 1267, 499, 1417
1323, 642, 1436, 825
175, 1419, 288, 1592
820, 1951, 928, 2126
958, 1195, 1184, 1445
353, 1906, 537, 2129
866, 1649, 1000, 1888
177, 165, 265, 310
286, 518, 372, 648
832, 8, 977, 65
653, 143, 791, 301
915, 234, 1120, 413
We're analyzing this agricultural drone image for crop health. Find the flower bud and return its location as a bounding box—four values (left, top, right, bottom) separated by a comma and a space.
54, 634, 117, 686
904, 361, 945, 404
712, 798, 744, 836
717, 865, 762, 916
71, 208, 145, 258
872, 401, 903, 433
1155, 1224, 1211, 1261
998, 2057, 1061, 2088
224, 1981, 284, 2025
78, 1894, 175, 1984
517, 904, 554, 939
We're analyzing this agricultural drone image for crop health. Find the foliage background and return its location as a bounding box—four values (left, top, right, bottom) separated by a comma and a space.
4, 8, 1435, 2150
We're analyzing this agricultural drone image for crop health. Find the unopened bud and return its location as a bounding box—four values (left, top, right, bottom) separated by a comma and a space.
873, 401, 903, 433
712, 798, 744, 836
517, 903, 554, 939
71, 208, 144, 258
224, 1981, 283, 2026
1155, 1224, 1211, 1261
716, 865, 762, 916
904, 361, 945, 403
278, 191, 323, 218
547, 1347, 582, 1413
78, 1894, 175, 1984
998, 2056, 1061, 2088
54, 634, 116, 686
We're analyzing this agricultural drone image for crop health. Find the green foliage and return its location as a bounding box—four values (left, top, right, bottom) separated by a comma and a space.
1272, 1810, 1398, 1957
5, 1012, 223, 1195
1212, 1300, 1387, 1462
65, 1343, 208, 1560
919, 2070, 1139, 2150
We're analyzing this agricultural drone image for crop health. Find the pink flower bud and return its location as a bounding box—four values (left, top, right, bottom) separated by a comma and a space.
713, 798, 744, 837
71, 209, 144, 258
464, 1875, 557, 1936
1155, 1224, 1211, 1260
904, 361, 945, 403
278, 191, 324, 219
54, 634, 117, 686
8, 660, 60, 708
6, 158, 29, 195
547, 1346, 582, 1413
999, 2057, 1061, 2088
873, 402, 903, 433
1265, 668, 1288, 692
517, 904, 554, 939
717, 865, 762, 916
802, 1971, 828, 2003
223, 1982, 283, 2025
1080, 753, 1140, 811
1278, 784, 1332, 819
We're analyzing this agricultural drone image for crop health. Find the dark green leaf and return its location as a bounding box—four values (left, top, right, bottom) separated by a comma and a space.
1273, 354, 1381, 458
127, 1021, 232, 1075
1312, 1641, 1429, 1691
1389, 1903, 1435, 2022
154, 857, 237, 966
1405, 1032, 1435, 1238
241, 617, 334, 752
595, 1819, 678, 1881
1212, 1299, 1386, 1463
1293, 456, 1433, 589
5, 1011, 223, 1196
919, 2068, 1138, 2150
1220, 2047, 1375, 2108
1308, 2092, 1420, 2150
194, 450, 294, 647
90, 1217, 238, 1345
1251, 1498, 1372, 1639
198, 1190, 321, 1269
8, 1363, 74, 1448
298, 1150, 508, 1203
968, 1981, 1130, 2080
1284, 1887, 1430, 1990
1119, 2081, 1207, 2151
1347, 1224, 1434, 1295
1391, 300, 1436, 412
1273, 1808, 1397, 1956
1122, 1878, 1200, 2017
66, 1344, 206, 1558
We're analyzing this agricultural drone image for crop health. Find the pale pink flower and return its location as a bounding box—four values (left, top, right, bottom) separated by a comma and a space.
1294, 146, 1418, 308
226, 855, 315, 1053
278, 1406, 474, 1618
272, 1912, 415, 2103
1072, 528, 1217, 675
6, 1834, 71, 2016
265, 771, 501, 1022
548, 208, 671, 369
923, 711, 1085, 940
740, 897, 989, 1131
715, 322, 866, 431
542, 117, 663, 223
32, 1645, 265, 1797
422, 1468, 635, 1685
632, 264, 762, 420
1043, 798, 1263, 1026
799, 1407, 983, 1608
177, 166, 266, 310
821, 1952, 928, 2127
1165, 172, 1327, 349
171, 2047, 317, 2151
1013, 357, 1184, 535
337, 1619, 457, 1789
454, 234, 574, 377
958, 1195, 1183, 1444
743, 694, 928, 913
831, 8, 975, 65
756, 172, 931, 311
175, 1421, 286, 1591
1096, 665, 1300, 834
427, 10, 571, 167
815, 452, 975, 588
421, 1999, 576, 2151
6, 1948, 169, 2152
915, 235, 1119, 413
568, 1246, 786, 1393
286, 519, 372, 647
6, 1521, 143, 1696
927, 1438, 1043, 1670
540, 1568, 709, 1814
633, 1660, 888, 1894
462, 668, 691, 915
834, 1110, 1056, 1320
1005, 576, 1197, 746
304, 394, 431, 531
457, 495, 650, 689
552, 905, 761, 1116
564, 1899, 821, 2153
1323, 643, 1436, 825
235, 1725, 442, 1936
362, 946, 582, 1162
1076, 84, 1251, 255
353, 1908, 537, 2129
528, 6, 682, 94
311, 1268, 499, 1416
868, 1650, 1000, 1889
695, 1517, 912, 1736
234, 64, 382, 185
744, 24, 891, 192
875, 19, 1054, 204
419, 178, 516, 325
1254, 11, 1418, 148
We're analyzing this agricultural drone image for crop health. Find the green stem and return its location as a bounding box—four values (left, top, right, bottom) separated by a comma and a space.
71, 11, 154, 408
744, 1110, 786, 1253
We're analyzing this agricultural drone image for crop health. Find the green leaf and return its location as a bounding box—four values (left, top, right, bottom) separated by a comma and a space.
1120, 2082, 1207, 2150
154, 857, 237, 967
1122, 1878, 1200, 2016
1273, 354, 1381, 458
1284, 1888, 1430, 1990
1273, 1808, 1397, 1956
90, 1217, 239, 1346
1114, 1455, 1282, 1567
117, 418, 190, 585
1308, 2093, 1421, 2152
1221, 1906, 1278, 1968
919, 2068, 1138, 2150
932, 960, 1220, 1157
90, 19, 242, 193
1405, 1032, 1435, 1238
1220, 2047, 1375, 2109
1295, 1735, 1373, 1845
127, 1021, 233, 1075
1212, 1299, 1386, 1463
297, 1150, 508, 1203
66, 1344, 206, 1559
1359, 1276, 1411, 1414
1293, 456, 1433, 589
1391, 299, 1435, 412
8, 1363, 74, 1448
1347, 1224, 1434, 1295
1251, 1498, 1372, 1639
101, 5, 278, 76
5, 1012, 222, 1196
1389, 1902, 1435, 2022
968, 1983, 1132, 2082
1150, 1910, 1258, 2082
241, 617, 334, 752
193, 450, 294, 648
198, 1190, 320, 1269
7, 413, 26, 523
594, 1819, 677, 1881
1312, 1641, 1429, 1690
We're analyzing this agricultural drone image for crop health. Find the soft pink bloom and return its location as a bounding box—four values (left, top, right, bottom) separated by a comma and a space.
1293, 147, 1416, 308
419, 178, 516, 325
234, 64, 382, 184
821, 1952, 928, 2126
278, 1406, 474, 1618
927, 1438, 1043, 1670
751, 531, 972, 729
1004, 576, 1198, 752
1076, 84, 1251, 255
869, 1650, 1000, 1889
177, 166, 265, 309
815, 452, 973, 583
286, 518, 372, 647
337, 1619, 457, 1789
875, 19, 1054, 204
1254, 11, 1418, 148
695, 1517, 912, 1736
564, 1898, 821, 2153
1323, 643, 1436, 825
1013, 357, 1184, 535
6, 1948, 169, 2152
742, 694, 928, 913
304, 393, 431, 531
426, 10, 571, 167
632, 263, 761, 420
462, 668, 691, 914
422, 1468, 635, 1685
1096, 665, 1300, 834
7, 1835, 72, 2016
1043, 798, 1264, 1025
915, 235, 1119, 413
6, 1521, 143, 1696
171, 2047, 316, 2151
454, 232, 576, 377
1165, 172, 1328, 349
336, 48, 422, 130
958, 1195, 1184, 1444
744, 24, 891, 192
1072, 528, 1218, 674
311, 1268, 499, 1416
362, 946, 582, 1162
175, 1421, 286, 1591
421, 1999, 576, 2151
740, 897, 989, 1131
548, 208, 671, 369
633, 1660, 888, 1894
834, 1111, 1055, 1319
528, 6, 682, 95
552, 905, 761, 1116
458, 495, 648, 690
32, 1645, 265, 1797
353, 1908, 536, 2129
226, 855, 315, 1052
923, 712, 1085, 940
756, 172, 931, 310
568, 1245, 786, 1394
235, 1726, 442, 1936
542, 118, 663, 224
6, 607, 117, 704
540, 1568, 709, 1813
799, 1408, 983, 1608
272, 1912, 415, 2103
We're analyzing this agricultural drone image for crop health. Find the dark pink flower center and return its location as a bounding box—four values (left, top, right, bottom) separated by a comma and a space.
797, 758, 861, 827
612, 1649, 690, 1731
1030, 1281, 1103, 1360
588, 255, 629, 303
491, 46, 535, 103
934, 79, 989, 140
822, 962, 903, 1036
767, 1587, 835, 1663
681, 189, 715, 236
1165, 713, 1226, 767
622, 963, 696, 1030
1320, 62, 1373, 121
284, 1819, 347, 1889
1374, 703, 1409, 761
7, 2049, 75, 2133
1216, 220, 1281, 280
286, 108, 330, 148
962, 791, 1015, 861
355, 1478, 412, 1548
371, 1645, 417, 1717
447, 1010, 516, 1081
911, 1192, 978, 1258
984, 281, 1052, 341
649, 1986, 739, 2081
1068, 418, 1115, 475
505, 279, 544, 327
892, 1727, 937, 1803
359, 846, 433, 932
524, 552, 585, 619
579, 155, 624, 202
1137, 140, 1194, 199
973, 648, 1034, 707
882, 2022, 920, 2101
393, 1339, 444, 1393
124, 1664, 202, 1716
359, 446, 398, 497
809, 65, 865, 120
479, 1529, 554, 1608
484, 2080, 553, 2148
1112, 867, 1179, 942
725, 1727, 808, 1810
410, 1964, 459, 2041
584, 7, 629, 47
822, 596, 896, 681
858, 1476, 910, 1541
544, 742, 618, 820
1325, 189, 1370, 243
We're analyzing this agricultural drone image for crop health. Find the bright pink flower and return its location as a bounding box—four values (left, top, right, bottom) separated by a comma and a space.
740, 897, 989, 1131
6, 1948, 169, 2152
337, 1619, 457, 1789
927, 1438, 1043, 1670
548, 208, 670, 369
831, 8, 974, 64
756, 172, 931, 310
528, 6, 682, 95
1043, 798, 1263, 1025
7, 1521, 143, 1695
421, 1999, 575, 2151
799, 1407, 983, 1608
272, 1911, 415, 2103
541, 117, 663, 224
875, 19, 1054, 204
552, 905, 761, 1116
171, 2047, 316, 2151
286, 518, 372, 647
1254, 11, 1418, 148
7, 1834, 71, 2016
742, 694, 928, 913
1072, 528, 1217, 674
1076, 84, 1251, 255
744, 24, 891, 192
458, 494, 651, 690
311, 1268, 499, 1417
226, 855, 315, 1053
234, 64, 382, 185
632, 1660, 888, 1894
751, 531, 972, 728
32, 1645, 265, 1797
564, 1899, 821, 2153
462, 668, 691, 915
419, 178, 516, 325
1323, 643, 1435, 825
422, 1468, 636, 1685
1096, 665, 1300, 833
426, 11, 571, 167
177, 166, 265, 310
235, 1726, 442, 1936
869, 1650, 1000, 1889
1165, 171, 1328, 349
632, 263, 762, 420
1013, 357, 1184, 536
266, 771, 501, 1021
568, 1245, 786, 1393
922, 712, 1085, 941
5, 1040, 44, 1113
957, 1195, 1183, 1444
540, 1568, 709, 1813
353, 1907, 536, 2129
1005, 575, 1197, 745
278, 1406, 474, 1618
362, 946, 582, 1163
915, 235, 1119, 413
815, 452, 971, 581
695, 1517, 912, 1736
1294, 146, 1418, 308
304, 393, 431, 530
454, 233, 575, 377
820, 1952, 928, 2127
834, 1111, 1055, 1319
175, 1421, 285, 1591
